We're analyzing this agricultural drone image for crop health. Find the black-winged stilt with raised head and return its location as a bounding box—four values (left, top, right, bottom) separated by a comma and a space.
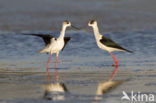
23, 20, 78, 82
88, 20, 132, 67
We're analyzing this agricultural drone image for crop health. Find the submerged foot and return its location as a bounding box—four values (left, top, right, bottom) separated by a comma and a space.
112, 62, 118, 67
112, 63, 115, 67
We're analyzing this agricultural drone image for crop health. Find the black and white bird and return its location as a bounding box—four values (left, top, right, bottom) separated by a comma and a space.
23, 21, 77, 81
88, 20, 132, 67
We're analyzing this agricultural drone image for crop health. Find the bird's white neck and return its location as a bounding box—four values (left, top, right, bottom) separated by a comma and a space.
92, 25, 101, 40
58, 25, 67, 40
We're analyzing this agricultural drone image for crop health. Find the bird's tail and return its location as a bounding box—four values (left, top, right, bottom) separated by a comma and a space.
38, 48, 48, 53
124, 49, 133, 53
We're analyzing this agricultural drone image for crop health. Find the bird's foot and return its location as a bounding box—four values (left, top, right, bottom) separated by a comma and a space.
112, 62, 118, 67
112, 63, 115, 67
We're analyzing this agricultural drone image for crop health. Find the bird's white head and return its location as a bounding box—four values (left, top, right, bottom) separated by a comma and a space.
88, 20, 97, 27
63, 20, 71, 28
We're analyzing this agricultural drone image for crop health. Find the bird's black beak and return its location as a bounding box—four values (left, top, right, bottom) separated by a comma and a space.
71, 25, 80, 30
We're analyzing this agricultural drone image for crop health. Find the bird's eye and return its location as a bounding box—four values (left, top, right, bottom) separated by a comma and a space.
64, 20, 69, 24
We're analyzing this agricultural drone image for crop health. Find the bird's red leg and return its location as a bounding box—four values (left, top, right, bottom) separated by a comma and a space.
46, 54, 52, 83
54, 56, 59, 81
110, 52, 118, 67
109, 52, 118, 80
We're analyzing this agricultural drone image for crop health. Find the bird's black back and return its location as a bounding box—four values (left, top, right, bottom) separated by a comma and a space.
100, 36, 132, 53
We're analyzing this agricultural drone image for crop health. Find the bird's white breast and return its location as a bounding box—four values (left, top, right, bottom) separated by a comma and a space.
49, 39, 64, 53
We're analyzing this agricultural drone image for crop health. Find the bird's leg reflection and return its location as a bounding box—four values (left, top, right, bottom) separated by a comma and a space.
43, 82, 68, 101
46, 54, 52, 83
109, 64, 118, 81
94, 65, 122, 102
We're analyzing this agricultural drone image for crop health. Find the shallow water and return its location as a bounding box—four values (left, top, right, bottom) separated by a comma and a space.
0, 30, 155, 71
0, 0, 156, 103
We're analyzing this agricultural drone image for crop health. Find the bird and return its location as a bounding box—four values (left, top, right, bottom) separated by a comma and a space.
23, 20, 78, 82
88, 20, 132, 67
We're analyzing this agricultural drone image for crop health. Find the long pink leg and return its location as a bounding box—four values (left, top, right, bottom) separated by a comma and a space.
46, 54, 52, 82
54, 56, 59, 81
110, 52, 118, 67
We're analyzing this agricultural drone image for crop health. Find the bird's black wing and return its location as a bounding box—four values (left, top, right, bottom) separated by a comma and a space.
100, 36, 132, 53
62, 37, 71, 51
23, 33, 54, 46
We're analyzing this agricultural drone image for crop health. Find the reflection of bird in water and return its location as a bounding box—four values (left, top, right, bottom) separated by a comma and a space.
95, 80, 122, 100
109, 64, 118, 81
96, 81, 122, 95
88, 20, 132, 67
23, 21, 78, 82
43, 83, 68, 101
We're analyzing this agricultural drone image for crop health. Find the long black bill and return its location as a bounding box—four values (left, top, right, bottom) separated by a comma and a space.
71, 25, 80, 30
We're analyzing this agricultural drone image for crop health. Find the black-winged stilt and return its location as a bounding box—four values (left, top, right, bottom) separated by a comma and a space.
23, 21, 78, 82
88, 20, 132, 67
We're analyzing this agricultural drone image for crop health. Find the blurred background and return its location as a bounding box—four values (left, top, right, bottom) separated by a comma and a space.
0, 0, 156, 32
